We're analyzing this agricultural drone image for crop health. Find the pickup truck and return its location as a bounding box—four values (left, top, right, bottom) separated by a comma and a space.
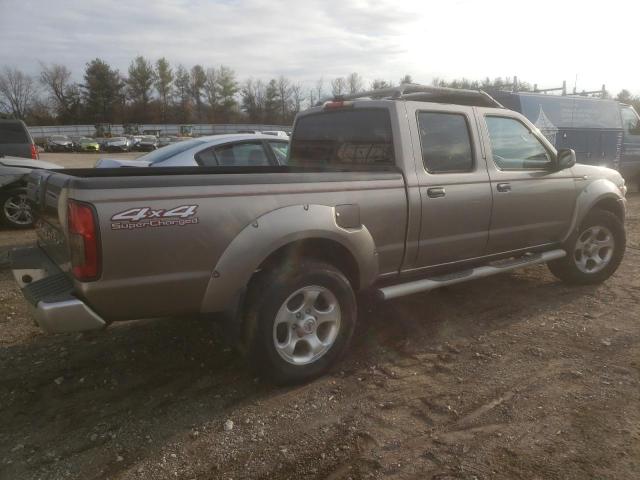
11, 85, 628, 384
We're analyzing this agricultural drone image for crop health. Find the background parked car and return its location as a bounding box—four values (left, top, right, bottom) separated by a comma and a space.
135, 135, 159, 151
157, 136, 173, 148
78, 137, 100, 152
261, 130, 290, 138
95, 134, 289, 168
0, 156, 62, 228
0, 119, 39, 159
102, 136, 132, 152
45, 135, 74, 152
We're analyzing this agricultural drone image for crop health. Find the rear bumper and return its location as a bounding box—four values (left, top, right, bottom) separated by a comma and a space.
10, 247, 106, 334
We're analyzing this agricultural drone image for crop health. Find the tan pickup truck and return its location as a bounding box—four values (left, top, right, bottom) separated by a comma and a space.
11, 85, 627, 384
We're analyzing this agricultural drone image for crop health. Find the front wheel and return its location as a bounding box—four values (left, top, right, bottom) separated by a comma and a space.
0, 189, 33, 229
243, 260, 356, 385
548, 208, 625, 285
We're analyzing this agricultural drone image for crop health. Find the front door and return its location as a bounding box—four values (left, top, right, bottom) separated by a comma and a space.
478, 111, 576, 254
405, 104, 493, 268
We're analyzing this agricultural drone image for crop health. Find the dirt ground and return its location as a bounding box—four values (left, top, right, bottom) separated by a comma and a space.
0, 174, 638, 479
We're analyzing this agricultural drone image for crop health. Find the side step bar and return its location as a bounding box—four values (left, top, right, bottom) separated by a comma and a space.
377, 249, 566, 301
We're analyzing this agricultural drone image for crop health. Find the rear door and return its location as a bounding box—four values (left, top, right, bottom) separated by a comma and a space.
404, 103, 492, 268
478, 110, 576, 254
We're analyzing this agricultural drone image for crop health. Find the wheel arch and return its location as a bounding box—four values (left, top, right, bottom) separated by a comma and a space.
564, 179, 625, 242
200, 204, 378, 314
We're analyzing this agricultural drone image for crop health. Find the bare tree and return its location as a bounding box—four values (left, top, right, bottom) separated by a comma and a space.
308, 89, 317, 108
39, 63, 81, 121
204, 67, 218, 119
315, 77, 324, 102
399, 74, 413, 84
0, 67, 37, 119
276, 75, 291, 123
347, 72, 364, 94
371, 79, 392, 90
190, 65, 206, 121
290, 83, 304, 116
331, 77, 347, 97
241, 78, 265, 122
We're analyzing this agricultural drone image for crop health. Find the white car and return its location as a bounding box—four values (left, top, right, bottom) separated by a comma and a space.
261, 130, 290, 138
95, 134, 289, 168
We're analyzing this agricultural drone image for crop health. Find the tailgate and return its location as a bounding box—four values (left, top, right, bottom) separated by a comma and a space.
26, 169, 71, 270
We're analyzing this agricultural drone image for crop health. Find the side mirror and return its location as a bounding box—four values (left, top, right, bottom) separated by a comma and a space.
556, 148, 576, 170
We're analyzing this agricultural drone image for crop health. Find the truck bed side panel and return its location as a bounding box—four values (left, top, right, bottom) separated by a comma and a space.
60, 171, 406, 321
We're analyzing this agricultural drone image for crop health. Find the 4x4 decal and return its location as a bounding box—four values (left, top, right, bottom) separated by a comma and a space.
111, 205, 199, 230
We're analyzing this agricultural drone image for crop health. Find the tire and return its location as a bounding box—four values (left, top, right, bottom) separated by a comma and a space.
243, 260, 357, 385
548, 208, 625, 285
0, 189, 33, 229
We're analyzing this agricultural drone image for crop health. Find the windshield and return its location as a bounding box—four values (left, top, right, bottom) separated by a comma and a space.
50, 135, 68, 141
140, 138, 205, 164
621, 106, 640, 134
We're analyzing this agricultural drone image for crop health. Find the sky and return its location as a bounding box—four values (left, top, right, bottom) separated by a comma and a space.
1, 0, 639, 96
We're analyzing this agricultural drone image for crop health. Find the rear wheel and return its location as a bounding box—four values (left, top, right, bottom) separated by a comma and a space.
548, 208, 625, 284
0, 189, 33, 229
243, 260, 356, 385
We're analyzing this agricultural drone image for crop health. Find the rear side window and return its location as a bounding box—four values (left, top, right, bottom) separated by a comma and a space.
418, 112, 473, 173
0, 122, 29, 144
143, 138, 206, 165
269, 141, 289, 164
213, 142, 271, 166
290, 109, 394, 167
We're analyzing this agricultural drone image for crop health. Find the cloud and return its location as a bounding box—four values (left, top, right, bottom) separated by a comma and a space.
0, 0, 638, 95
0, 0, 416, 86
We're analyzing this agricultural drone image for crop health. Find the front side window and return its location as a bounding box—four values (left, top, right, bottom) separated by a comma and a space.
621, 107, 640, 135
485, 116, 552, 170
418, 112, 473, 173
289, 109, 394, 167
213, 142, 270, 166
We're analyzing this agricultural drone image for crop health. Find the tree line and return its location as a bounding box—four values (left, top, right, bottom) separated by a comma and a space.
1, 60, 639, 126
0, 58, 411, 126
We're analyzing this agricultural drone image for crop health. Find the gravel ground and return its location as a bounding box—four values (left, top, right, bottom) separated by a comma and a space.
0, 177, 638, 479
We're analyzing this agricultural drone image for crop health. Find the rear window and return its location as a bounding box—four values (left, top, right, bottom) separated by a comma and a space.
141, 138, 206, 165
289, 109, 394, 167
0, 122, 30, 144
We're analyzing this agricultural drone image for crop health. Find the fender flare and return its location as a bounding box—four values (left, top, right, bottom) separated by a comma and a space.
200, 204, 378, 313
563, 178, 625, 242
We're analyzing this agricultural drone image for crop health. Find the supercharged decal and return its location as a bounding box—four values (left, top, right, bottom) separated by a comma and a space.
111, 205, 199, 230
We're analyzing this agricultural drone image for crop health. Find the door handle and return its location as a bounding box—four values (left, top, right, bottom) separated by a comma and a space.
496, 183, 511, 193
427, 187, 446, 198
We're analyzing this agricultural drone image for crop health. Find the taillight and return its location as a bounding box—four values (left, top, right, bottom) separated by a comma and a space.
31, 144, 39, 159
68, 200, 100, 281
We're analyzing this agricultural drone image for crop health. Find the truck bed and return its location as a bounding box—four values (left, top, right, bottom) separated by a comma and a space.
26, 166, 408, 321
